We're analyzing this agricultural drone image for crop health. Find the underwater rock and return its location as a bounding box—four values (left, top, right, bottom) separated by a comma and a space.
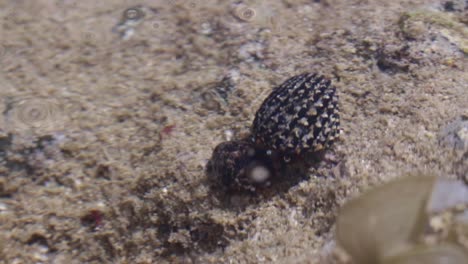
336, 175, 468, 264
382, 244, 468, 264
336, 176, 435, 263
439, 116, 468, 152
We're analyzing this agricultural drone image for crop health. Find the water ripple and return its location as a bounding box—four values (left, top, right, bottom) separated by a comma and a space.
5, 97, 65, 133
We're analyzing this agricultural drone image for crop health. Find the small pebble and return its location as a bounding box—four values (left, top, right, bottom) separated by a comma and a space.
439, 116, 468, 151
224, 129, 234, 141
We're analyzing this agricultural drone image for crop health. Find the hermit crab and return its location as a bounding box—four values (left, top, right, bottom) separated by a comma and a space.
206, 73, 340, 191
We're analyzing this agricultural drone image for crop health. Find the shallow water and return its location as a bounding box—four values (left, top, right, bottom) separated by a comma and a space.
0, 0, 467, 263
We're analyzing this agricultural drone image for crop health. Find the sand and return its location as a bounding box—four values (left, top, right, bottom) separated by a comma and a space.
0, 0, 467, 263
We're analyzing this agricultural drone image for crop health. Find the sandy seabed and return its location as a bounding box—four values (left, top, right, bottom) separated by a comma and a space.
0, 0, 467, 263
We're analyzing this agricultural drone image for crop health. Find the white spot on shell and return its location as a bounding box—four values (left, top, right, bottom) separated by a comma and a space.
307, 107, 317, 116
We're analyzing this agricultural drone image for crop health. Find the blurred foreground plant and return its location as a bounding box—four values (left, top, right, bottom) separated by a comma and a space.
336, 175, 468, 264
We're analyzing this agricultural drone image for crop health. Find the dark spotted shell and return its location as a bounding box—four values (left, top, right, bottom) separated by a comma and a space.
252, 73, 340, 156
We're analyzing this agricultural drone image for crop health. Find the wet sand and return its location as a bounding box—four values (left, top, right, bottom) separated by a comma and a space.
0, 0, 467, 263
